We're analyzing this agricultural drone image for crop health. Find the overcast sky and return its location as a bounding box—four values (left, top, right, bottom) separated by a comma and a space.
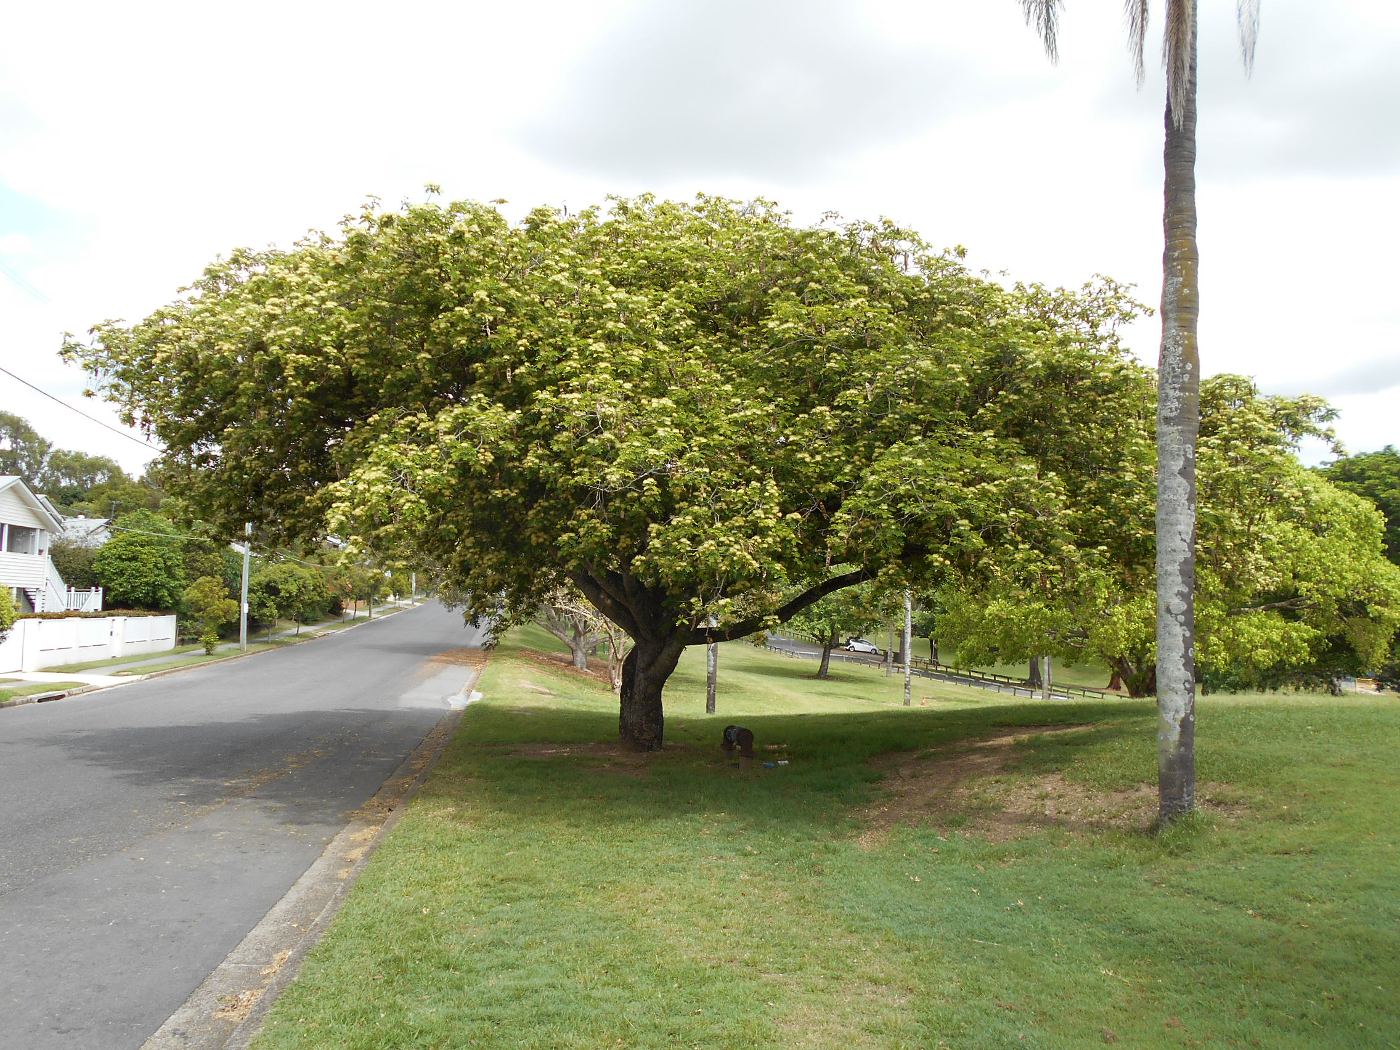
1, 0, 1395, 476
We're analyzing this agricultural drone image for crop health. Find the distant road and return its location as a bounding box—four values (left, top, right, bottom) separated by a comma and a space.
0, 602, 485, 1049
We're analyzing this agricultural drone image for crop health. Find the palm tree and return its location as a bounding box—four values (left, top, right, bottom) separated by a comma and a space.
1018, 0, 1260, 824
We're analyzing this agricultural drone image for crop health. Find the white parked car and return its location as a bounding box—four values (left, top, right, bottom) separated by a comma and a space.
845, 638, 880, 654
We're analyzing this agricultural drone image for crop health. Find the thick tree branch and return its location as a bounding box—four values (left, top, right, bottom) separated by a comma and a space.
1229, 596, 1313, 616
687, 566, 876, 645
571, 571, 641, 638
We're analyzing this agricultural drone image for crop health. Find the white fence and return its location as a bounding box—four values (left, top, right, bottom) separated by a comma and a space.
0, 614, 177, 673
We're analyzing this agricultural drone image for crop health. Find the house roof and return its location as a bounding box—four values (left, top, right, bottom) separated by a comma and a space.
0, 476, 66, 532
60, 515, 112, 542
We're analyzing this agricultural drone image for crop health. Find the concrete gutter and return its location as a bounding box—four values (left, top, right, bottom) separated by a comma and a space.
141, 662, 481, 1050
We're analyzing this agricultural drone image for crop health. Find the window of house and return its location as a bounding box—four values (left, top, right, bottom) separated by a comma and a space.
5, 525, 37, 554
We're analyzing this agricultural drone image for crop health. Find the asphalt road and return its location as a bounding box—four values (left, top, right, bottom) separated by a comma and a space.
0, 601, 485, 1049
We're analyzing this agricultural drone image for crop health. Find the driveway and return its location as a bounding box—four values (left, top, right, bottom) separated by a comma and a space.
0, 601, 484, 1049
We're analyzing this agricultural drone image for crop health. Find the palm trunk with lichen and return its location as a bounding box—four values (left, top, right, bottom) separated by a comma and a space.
1156, 5, 1201, 823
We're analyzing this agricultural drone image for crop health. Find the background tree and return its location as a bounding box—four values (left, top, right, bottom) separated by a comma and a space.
49, 538, 101, 590
72, 195, 1145, 750
1323, 446, 1400, 563
938, 377, 1400, 696
249, 563, 329, 638
0, 411, 52, 481
785, 582, 884, 679
1019, 0, 1263, 822
37, 450, 127, 508
536, 587, 608, 672
92, 509, 187, 609
183, 575, 239, 653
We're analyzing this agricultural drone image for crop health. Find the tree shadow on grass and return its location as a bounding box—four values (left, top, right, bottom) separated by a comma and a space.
435, 697, 1156, 840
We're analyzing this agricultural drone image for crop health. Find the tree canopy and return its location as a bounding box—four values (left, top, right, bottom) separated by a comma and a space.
91, 509, 188, 610
938, 376, 1400, 694
1323, 446, 1400, 564
72, 194, 1155, 748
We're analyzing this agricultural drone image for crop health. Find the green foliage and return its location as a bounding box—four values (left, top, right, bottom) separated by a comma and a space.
248, 563, 331, 629
939, 376, 1400, 694
0, 586, 15, 642
49, 539, 100, 589
36, 448, 126, 508
0, 411, 52, 481
785, 581, 884, 651
91, 509, 187, 610
183, 575, 239, 652
1323, 445, 1400, 563
65, 475, 163, 518
69, 195, 1150, 734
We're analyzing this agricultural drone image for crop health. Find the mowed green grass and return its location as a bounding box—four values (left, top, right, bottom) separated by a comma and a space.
253, 627, 1400, 1049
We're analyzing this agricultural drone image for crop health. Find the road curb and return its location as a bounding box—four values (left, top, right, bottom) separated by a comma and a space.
141, 656, 481, 1050
0, 684, 99, 709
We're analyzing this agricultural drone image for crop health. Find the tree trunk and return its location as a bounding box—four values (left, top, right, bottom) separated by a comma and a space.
817, 639, 833, 679
928, 637, 938, 664
1027, 657, 1042, 689
1156, 7, 1201, 825
618, 637, 684, 751
1107, 668, 1124, 692
569, 628, 590, 671
706, 638, 718, 714
1112, 656, 1158, 700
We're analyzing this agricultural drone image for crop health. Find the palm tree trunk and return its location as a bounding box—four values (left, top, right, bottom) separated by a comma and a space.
1156, 3, 1201, 824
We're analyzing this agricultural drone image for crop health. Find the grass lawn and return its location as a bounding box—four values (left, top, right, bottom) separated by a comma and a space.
254, 627, 1399, 1049
0, 679, 85, 702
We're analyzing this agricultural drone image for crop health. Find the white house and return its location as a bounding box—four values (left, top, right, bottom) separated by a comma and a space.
60, 514, 112, 547
0, 476, 103, 613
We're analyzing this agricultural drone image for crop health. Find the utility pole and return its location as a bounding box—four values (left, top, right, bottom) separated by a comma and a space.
238, 522, 251, 651
1042, 655, 1053, 702
705, 617, 718, 715
903, 591, 913, 707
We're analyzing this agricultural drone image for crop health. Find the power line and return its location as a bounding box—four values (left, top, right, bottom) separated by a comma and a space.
102, 522, 335, 570
0, 365, 162, 452
0, 259, 49, 303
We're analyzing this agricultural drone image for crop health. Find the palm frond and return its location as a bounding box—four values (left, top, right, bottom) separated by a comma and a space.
1124, 0, 1150, 85
1020, 0, 1063, 62
1161, 0, 1195, 128
1237, 0, 1261, 75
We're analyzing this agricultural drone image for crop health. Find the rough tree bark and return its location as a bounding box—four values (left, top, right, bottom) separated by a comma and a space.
1156, 8, 1201, 823
617, 637, 685, 751
1111, 656, 1158, 700
816, 630, 836, 680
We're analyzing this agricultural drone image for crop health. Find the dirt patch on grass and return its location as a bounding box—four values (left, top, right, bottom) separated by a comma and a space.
860, 724, 1245, 845
859, 725, 1091, 847
428, 647, 488, 669
504, 740, 673, 776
